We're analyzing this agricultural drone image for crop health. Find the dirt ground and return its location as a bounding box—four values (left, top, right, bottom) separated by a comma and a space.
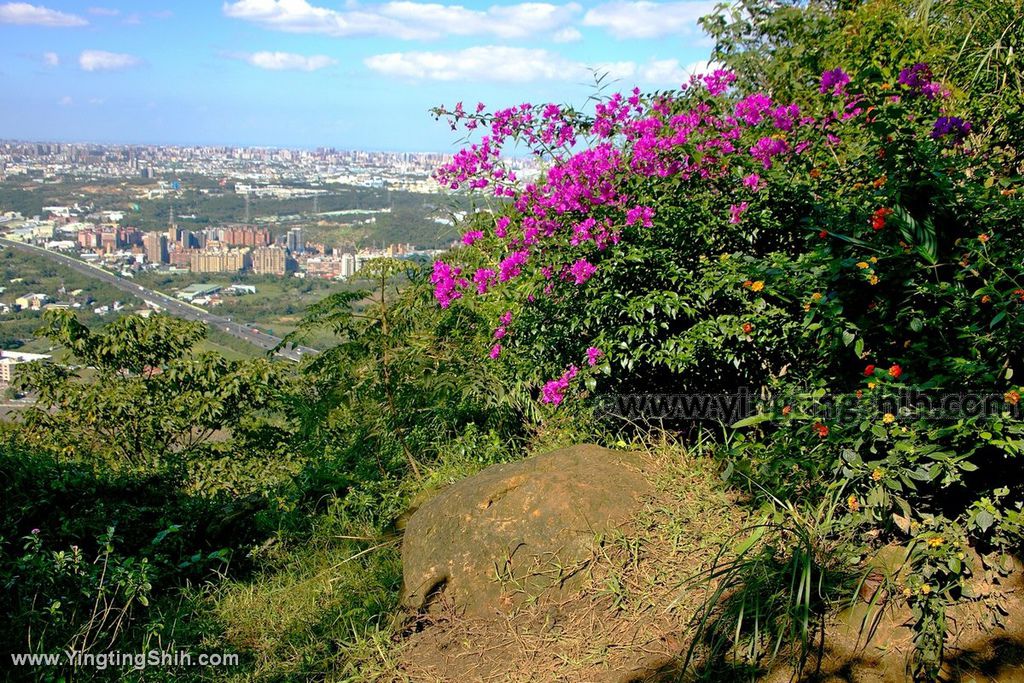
394, 443, 1024, 683
395, 443, 747, 682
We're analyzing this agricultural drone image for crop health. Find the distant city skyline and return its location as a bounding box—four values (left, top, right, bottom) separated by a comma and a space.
0, 0, 715, 151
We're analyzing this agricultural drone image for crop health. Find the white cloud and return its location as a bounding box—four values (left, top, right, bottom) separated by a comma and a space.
42, 51, 59, 66
223, 0, 581, 40
365, 46, 580, 82
58, 95, 72, 106
87, 6, 119, 16
583, 1, 716, 39
552, 26, 581, 43
240, 51, 337, 71
365, 47, 702, 85
639, 58, 715, 85
0, 2, 88, 26
78, 49, 142, 71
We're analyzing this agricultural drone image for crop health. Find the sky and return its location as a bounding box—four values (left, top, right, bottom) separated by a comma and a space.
0, 1, 716, 151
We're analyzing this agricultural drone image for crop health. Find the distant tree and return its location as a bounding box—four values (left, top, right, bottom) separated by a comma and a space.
16, 311, 282, 474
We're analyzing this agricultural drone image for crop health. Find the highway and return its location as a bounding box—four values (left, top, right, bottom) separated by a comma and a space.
0, 238, 318, 362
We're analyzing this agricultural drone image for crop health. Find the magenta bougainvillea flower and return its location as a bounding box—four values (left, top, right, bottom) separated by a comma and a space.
429, 64, 957, 406
569, 258, 597, 285
729, 202, 750, 224
541, 365, 578, 404
819, 68, 850, 95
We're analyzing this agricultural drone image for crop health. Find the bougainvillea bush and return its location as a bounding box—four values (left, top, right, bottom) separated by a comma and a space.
431, 63, 1024, 675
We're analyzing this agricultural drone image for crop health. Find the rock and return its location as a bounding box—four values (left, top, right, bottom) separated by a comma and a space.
401, 444, 652, 618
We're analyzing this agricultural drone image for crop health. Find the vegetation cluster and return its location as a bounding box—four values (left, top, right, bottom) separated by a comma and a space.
2, 0, 1022, 680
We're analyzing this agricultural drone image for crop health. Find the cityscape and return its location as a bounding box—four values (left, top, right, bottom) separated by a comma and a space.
1, 141, 459, 192
0, 141, 492, 342
0, 139, 509, 371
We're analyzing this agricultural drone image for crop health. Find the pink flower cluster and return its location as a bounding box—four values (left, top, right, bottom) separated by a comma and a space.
434, 100, 582, 197
430, 69, 831, 395
430, 65, 952, 404
541, 346, 604, 404
431, 260, 464, 309
701, 69, 738, 96
541, 365, 578, 405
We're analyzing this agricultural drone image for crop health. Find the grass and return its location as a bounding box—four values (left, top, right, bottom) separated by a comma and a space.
199, 329, 263, 360
212, 531, 404, 681
132, 430, 874, 683
225, 434, 748, 683
682, 480, 862, 680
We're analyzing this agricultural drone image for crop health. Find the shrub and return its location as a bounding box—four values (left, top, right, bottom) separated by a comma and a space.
431, 62, 1024, 675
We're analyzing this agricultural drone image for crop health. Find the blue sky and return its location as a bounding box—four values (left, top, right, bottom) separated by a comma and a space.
0, 1, 715, 151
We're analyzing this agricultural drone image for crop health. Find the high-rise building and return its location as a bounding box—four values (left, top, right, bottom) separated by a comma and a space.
222, 226, 271, 247
143, 232, 168, 264
252, 245, 288, 276
168, 249, 191, 268
341, 252, 356, 278
100, 229, 118, 254
167, 205, 178, 245
190, 248, 250, 273
286, 226, 303, 254
77, 229, 100, 250
118, 227, 141, 247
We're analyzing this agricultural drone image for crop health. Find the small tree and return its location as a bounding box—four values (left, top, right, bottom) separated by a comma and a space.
17, 310, 281, 475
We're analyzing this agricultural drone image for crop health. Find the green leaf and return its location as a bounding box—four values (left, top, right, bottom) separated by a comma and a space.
893, 205, 938, 265
976, 509, 995, 532
731, 413, 773, 429
733, 525, 766, 555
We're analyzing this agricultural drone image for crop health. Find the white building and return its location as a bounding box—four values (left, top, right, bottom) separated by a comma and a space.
0, 350, 50, 385
341, 252, 356, 278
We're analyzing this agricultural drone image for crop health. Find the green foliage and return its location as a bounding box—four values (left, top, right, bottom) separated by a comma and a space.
435, 2, 1023, 675
702, 0, 1024, 158
5, 3, 1023, 679
0, 434, 266, 675
691, 0, 1024, 676
288, 257, 525, 515
686, 487, 859, 679
17, 310, 285, 477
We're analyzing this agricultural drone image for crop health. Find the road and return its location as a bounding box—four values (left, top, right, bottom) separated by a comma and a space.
0, 238, 318, 362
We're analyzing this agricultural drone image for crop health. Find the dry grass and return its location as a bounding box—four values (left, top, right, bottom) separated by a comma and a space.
395, 437, 749, 682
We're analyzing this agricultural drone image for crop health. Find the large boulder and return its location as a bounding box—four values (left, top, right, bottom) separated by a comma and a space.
401, 444, 652, 618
